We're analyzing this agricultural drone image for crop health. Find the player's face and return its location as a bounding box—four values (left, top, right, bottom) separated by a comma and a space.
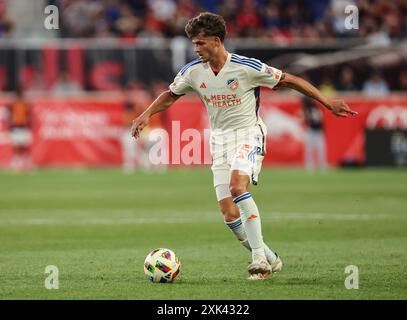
191, 34, 221, 63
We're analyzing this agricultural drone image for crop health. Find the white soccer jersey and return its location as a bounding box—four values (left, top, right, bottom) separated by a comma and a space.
169, 53, 283, 133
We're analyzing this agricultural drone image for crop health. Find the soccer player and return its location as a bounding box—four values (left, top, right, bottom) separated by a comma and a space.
131, 12, 358, 280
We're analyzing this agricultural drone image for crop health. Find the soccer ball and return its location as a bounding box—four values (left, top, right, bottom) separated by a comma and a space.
143, 248, 181, 283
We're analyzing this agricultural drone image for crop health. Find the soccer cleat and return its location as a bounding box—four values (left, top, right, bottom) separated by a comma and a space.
247, 273, 269, 281
247, 255, 272, 277
269, 253, 283, 273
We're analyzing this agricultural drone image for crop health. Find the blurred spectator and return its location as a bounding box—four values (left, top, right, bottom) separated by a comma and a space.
0, 0, 13, 38
121, 81, 167, 173
138, 7, 167, 39
330, 0, 356, 36
105, 0, 122, 24
24, 71, 46, 93
236, 0, 262, 37
262, 2, 281, 30
61, 0, 107, 37
0, 0, 401, 94
319, 77, 336, 97
148, 0, 176, 23
217, 0, 240, 38
122, 85, 145, 173
114, 2, 142, 39
302, 96, 326, 172
140, 81, 168, 171
398, 70, 407, 91
43, 0, 406, 41
336, 66, 358, 91
165, 0, 198, 37
52, 72, 83, 96
362, 71, 390, 97
8, 88, 32, 173
198, 0, 218, 13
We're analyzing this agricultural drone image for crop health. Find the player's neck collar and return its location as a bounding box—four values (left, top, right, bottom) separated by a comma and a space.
209, 52, 230, 75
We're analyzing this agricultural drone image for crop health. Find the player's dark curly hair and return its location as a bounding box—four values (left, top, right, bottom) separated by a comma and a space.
185, 12, 226, 42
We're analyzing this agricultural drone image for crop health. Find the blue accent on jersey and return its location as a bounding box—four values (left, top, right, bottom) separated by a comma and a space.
247, 149, 253, 162
230, 58, 262, 71
258, 124, 266, 155
248, 147, 257, 163
254, 87, 261, 117
232, 53, 262, 66
180, 58, 201, 75
232, 54, 262, 67
231, 54, 262, 71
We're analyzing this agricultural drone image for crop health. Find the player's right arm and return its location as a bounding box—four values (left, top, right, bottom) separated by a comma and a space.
132, 62, 195, 139
131, 90, 181, 139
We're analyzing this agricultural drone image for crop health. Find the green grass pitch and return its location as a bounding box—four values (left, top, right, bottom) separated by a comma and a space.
0, 167, 406, 299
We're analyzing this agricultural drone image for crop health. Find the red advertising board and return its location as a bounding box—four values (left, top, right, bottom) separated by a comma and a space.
166, 92, 407, 166
0, 103, 12, 167
31, 99, 124, 167
0, 95, 406, 168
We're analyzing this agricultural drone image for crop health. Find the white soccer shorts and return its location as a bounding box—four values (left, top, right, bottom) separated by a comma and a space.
10, 128, 32, 146
210, 124, 266, 191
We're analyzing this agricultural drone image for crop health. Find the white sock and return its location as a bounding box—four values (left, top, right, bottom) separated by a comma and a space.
225, 218, 247, 242
233, 192, 267, 260
263, 242, 278, 263
225, 218, 277, 262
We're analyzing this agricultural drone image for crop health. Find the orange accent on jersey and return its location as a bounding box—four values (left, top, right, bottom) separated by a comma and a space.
200, 82, 207, 88
247, 214, 258, 220
11, 100, 30, 127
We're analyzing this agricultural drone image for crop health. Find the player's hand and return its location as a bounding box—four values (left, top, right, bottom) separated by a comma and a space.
131, 114, 149, 139
329, 100, 358, 118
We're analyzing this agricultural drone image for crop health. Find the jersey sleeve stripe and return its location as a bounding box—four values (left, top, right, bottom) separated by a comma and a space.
231, 54, 262, 68
180, 58, 202, 75
180, 60, 196, 74
230, 58, 262, 71
180, 58, 200, 70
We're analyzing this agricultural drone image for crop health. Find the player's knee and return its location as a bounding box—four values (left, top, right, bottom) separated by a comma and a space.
220, 205, 240, 222
229, 183, 247, 199
218, 197, 240, 222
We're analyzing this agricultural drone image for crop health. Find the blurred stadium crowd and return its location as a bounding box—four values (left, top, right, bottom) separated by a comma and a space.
0, 0, 405, 94
0, 0, 406, 41
0, 0, 406, 172
42, 0, 407, 40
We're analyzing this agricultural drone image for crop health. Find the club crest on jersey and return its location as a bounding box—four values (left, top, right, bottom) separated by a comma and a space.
266, 67, 282, 80
265, 66, 275, 77
227, 78, 239, 90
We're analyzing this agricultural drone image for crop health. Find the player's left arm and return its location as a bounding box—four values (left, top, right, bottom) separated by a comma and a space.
276, 73, 358, 118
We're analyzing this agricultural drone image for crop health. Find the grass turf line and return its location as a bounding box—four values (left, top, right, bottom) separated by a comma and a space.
0, 168, 406, 299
